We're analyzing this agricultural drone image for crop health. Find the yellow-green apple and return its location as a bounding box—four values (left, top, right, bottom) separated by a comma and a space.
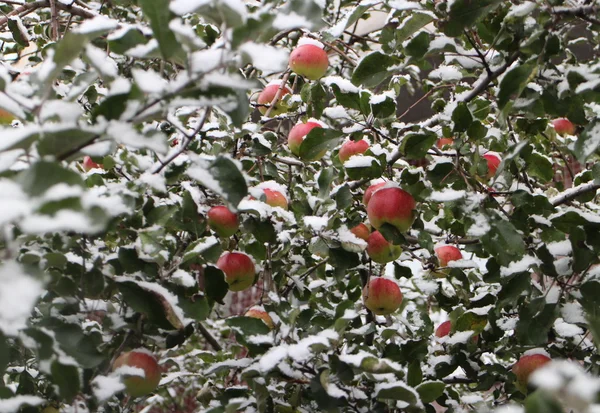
83, 156, 102, 171
367, 186, 416, 233
339, 139, 369, 163
483, 152, 501, 179
367, 230, 402, 264
257, 83, 292, 116
513, 353, 551, 389
289, 44, 329, 80
436, 138, 454, 149
0, 108, 16, 125
112, 349, 161, 398
216, 252, 256, 291
362, 182, 386, 206
262, 188, 288, 210
435, 245, 462, 267
287, 121, 324, 160
245, 307, 274, 329
362, 277, 403, 315
207, 206, 239, 238
350, 223, 370, 241
552, 118, 575, 136
435, 320, 452, 338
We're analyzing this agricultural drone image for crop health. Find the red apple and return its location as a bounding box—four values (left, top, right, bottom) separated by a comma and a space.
367, 187, 416, 233
289, 44, 329, 80
435, 245, 462, 267
435, 320, 452, 338
257, 83, 292, 116
112, 349, 161, 398
362, 182, 386, 206
262, 188, 288, 210
83, 156, 102, 171
287, 122, 324, 160
245, 307, 274, 329
339, 139, 370, 163
552, 118, 575, 136
436, 138, 454, 149
350, 223, 370, 241
207, 206, 239, 238
362, 277, 403, 315
216, 252, 256, 291
367, 230, 402, 264
512, 353, 551, 388
483, 152, 501, 179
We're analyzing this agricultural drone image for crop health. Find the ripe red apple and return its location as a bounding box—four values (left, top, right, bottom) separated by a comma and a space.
262, 188, 288, 210
436, 138, 454, 149
287, 122, 324, 160
483, 152, 501, 179
367, 186, 416, 233
552, 118, 575, 136
245, 307, 274, 329
257, 83, 292, 116
350, 223, 370, 241
339, 139, 369, 163
367, 230, 402, 264
112, 349, 161, 398
362, 277, 403, 315
435, 320, 452, 338
216, 252, 256, 291
363, 182, 386, 206
435, 245, 462, 267
83, 156, 102, 171
207, 206, 239, 238
289, 44, 329, 80
512, 353, 551, 388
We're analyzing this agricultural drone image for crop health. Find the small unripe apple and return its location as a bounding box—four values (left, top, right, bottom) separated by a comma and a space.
363, 182, 386, 206
289, 44, 329, 80
552, 118, 575, 136
257, 83, 292, 116
483, 152, 501, 179
216, 252, 256, 291
287, 122, 324, 160
436, 138, 454, 149
350, 223, 370, 241
207, 206, 239, 238
0, 108, 16, 125
435, 245, 462, 267
367, 230, 402, 264
112, 349, 161, 398
245, 307, 274, 329
362, 277, 403, 315
367, 186, 416, 233
339, 139, 369, 163
262, 188, 288, 210
83, 156, 102, 171
435, 320, 452, 338
512, 353, 551, 388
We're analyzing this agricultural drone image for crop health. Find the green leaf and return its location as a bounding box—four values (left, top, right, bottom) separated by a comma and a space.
498, 61, 537, 111
574, 118, 600, 163
407, 361, 423, 387
335, 184, 353, 209
38, 129, 98, 158
38, 320, 104, 368
352, 52, 397, 87
318, 167, 335, 198
516, 300, 558, 345
139, 0, 183, 61
405, 31, 430, 58
376, 383, 419, 405
307, 82, 327, 119
524, 390, 564, 413
188, 156, 248, 209
416, 381, 445, 404
108, 28, 148, 54
0, 333, 7, 376
298, 128, 344, 161
51, 361, 80, 402
397, 13, 435, 44
204, 265, 229, 305
402, 132, 438, 159
481, 219, 526, 266
179, 295, 210, 321
16, 161, 84, 196
53, 33, 89, 75
452, 102, 473, 133
379, 223, 406, 245
7, 17, 29, 47
344, 156, 384, 180
524, 152, 554, 182
444, 0, 503, 37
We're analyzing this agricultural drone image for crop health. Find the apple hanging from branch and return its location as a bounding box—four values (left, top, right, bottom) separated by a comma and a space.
112, 349, 161, 398
216, 252, 256, 292
207, 206, 239, 238
362, 277, 403, 315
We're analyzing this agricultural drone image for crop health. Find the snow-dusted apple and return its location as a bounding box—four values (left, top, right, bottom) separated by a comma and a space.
262, 188, 288, 210
435, 320, 452, 338
257, 83, 292, 116
436, 137, 454, 149
367, 186, 416, 233
512, 353, 551, 388
216, 252, 256, 291
363, 182, 386, 206
112, 349, 161, 398
289, 44, 329, 80
483, 152, 501, 179
83, 156, 102, 171
362, 277, 403, 315
207, 206, 239, 238
367, 230, 402, 264
245, 307, 274, 329
350, 223, 370, 241
339, 139, 369, 163
287, 121, 324, 160
435, 245, 462, 267
552, 118, 575, 136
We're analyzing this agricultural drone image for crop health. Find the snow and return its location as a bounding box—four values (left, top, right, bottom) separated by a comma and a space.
429, 189, 466, 202
576, 122, 600, 161
506, 2, 537, 18
21, 211, 104, 235
429, 66, 463, 81
239, 42, 289, 73
92, 374, 126, 402
298, 37, 325, 49
107, 122, 168, 154
273, 12, 313, 30
324, 106, 349, 119
132, 68, 168, 94
553, 318, 584, 338
561, 302, 586, 324
205, 358, 252, 375
86, 45, 118, 78
74, 15, 117, 35
445, 330, 475, 345
171, 269, 196, 287
344, 156, 377, 168
190, 49, 228, 74
466, 213, 490, 236
303, 216, 328, 232
499, 255, 540, 277
0, 395, 45, 412
547, 239, 572, 256
0, 179, 30, 226
323, 76, 360, 93
389, 0, 423, 10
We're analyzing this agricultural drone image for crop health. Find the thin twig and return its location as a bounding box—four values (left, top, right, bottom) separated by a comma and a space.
197, 322, 223, 352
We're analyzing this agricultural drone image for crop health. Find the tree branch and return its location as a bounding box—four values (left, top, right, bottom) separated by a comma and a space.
197, 322, 223, 352
460, 52, 520, 103
0, 0, 96, 27
550, 181, 600, 206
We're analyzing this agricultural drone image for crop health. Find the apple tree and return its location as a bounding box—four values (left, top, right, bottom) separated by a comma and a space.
0, 0, 599, 412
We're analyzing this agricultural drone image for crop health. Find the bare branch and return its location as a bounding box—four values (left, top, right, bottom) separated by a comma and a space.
551, 181, 600, 206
